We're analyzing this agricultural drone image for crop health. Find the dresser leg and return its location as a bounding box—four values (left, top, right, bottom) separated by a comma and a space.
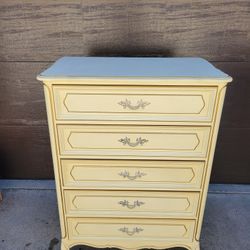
192, 241, 200, 250
61, 240, 69, 250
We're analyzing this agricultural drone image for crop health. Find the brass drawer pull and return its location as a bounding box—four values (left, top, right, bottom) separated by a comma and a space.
119, 170, 147, 180
118, 99, 150, 110
118, 200, 145, 209
119, 227, 144, 236
118, 137, 148, 147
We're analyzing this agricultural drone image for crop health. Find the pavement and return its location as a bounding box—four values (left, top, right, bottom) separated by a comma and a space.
0, 180, 250, 250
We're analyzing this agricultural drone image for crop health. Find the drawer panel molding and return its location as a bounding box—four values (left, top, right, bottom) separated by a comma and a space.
61, 160, 205, 190
68, 217, 195, 242
58, 125, 210, 159
53, 86, 217, 122
64, 190, 199, 218
38, 57, 232, 250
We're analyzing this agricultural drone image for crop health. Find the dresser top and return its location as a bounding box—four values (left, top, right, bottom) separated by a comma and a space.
37, 57, 231, 81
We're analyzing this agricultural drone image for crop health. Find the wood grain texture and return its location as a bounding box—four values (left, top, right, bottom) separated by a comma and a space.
0, 62, 48, 126
212, 128, 250, 183
215, 62, 250, 129
0, 0, 83, 61
210, 63, 250, 183
82, 0, 250, 61
0, 0, 249, 182
0, 0, 249, 61
0, 125, 53, 179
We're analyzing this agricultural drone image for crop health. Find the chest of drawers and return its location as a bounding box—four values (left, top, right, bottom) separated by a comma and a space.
37, 57, 232, 250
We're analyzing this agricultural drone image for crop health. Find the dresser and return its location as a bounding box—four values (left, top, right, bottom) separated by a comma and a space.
37, 57, 232, 250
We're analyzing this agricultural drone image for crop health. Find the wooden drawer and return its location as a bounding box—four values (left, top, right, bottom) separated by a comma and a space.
64, 190, 199, 218
67, 218, 195, 243
61, 160, 204, 190
53, 86, 216, 122
57, 125, 210, 159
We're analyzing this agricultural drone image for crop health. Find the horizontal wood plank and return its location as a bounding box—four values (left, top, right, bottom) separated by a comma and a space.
212, 128, 250, 184
0, 0, 249, 61
0, 125, 53, 179
214, 62, 250, 129
0, 0, 83, 62
0, 1, 249, 182
0, 62, 48, 126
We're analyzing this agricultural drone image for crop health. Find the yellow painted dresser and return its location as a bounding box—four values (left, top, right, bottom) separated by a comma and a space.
37, 57, 232, 250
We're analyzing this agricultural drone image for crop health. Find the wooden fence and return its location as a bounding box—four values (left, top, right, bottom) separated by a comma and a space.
0, 0, 249, 183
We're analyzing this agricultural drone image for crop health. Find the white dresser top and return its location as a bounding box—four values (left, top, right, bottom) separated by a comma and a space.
37, 57, 231, 81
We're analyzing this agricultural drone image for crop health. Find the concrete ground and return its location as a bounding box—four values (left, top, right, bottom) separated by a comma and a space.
0, 181, 250, 250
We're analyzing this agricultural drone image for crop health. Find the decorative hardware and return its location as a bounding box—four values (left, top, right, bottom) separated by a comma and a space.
119, 227, 144, 236
118, 99, 150, 110
118, 137, 148, 147
118, 200, 145, 209
119, 170, 147, 180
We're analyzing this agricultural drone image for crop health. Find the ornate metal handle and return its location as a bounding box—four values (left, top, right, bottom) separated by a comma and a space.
118, 200, 145, 209
118, 99, 150, 110
119, 227, 144, 236
119, 170, 147, 180
118, 137, 148, 147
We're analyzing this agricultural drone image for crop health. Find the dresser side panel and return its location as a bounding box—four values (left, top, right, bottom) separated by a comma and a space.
43, 84, 66, 238
195, 84, 227, 240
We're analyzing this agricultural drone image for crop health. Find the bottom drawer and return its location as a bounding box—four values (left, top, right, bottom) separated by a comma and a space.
68, 218, 195, 242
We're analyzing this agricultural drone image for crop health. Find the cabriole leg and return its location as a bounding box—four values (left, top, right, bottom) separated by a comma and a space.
192, 240, 200, 250
61, 240, 69, 250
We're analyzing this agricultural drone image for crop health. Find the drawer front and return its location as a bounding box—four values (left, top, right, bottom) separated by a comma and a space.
57, 125, 210, 159
68, 218, 195, 242
64, 190, 199, 218
61, 160, 204, 190
53, 86, 216, 122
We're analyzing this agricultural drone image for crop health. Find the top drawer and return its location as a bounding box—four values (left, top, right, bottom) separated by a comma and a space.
53, 86, 217, 122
